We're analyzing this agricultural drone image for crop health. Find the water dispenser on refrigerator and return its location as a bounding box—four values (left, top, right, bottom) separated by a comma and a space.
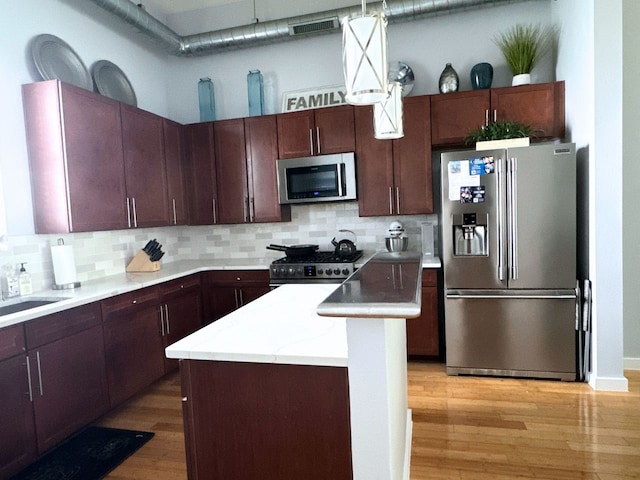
452, 212, 488, 256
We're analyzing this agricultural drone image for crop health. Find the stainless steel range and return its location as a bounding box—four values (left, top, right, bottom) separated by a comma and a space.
269, 250, 363, 286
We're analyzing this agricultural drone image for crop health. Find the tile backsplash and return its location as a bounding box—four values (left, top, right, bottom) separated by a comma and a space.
0, 201, 438, 293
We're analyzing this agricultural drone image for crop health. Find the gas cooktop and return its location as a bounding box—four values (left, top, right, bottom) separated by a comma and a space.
269, 250, 363, 284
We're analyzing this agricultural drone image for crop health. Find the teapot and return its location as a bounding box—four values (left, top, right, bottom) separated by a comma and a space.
331, 229, 358, 257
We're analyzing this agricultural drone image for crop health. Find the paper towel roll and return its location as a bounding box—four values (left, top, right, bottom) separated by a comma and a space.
51, 244, 78, 286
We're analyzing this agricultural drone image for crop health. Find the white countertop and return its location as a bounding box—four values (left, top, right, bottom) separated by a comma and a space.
165, 284, 347, 367
0, 254, 440, 330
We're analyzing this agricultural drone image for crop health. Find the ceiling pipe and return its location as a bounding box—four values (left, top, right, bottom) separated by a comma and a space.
87, 0, 534, 56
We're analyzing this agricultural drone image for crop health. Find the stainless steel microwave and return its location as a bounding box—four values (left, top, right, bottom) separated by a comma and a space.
276, 152, 357, 205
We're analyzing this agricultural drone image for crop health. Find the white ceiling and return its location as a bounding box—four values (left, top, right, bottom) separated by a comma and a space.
139, 0, 244, 14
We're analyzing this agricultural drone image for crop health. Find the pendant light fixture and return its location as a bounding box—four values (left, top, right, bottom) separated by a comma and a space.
374, 81, 404, 139
342, 0, 389, 105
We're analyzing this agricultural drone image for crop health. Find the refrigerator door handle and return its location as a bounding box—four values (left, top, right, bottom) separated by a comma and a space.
446, 292, 577, 299
497, 160, 505, 281
508, 157, 519, 280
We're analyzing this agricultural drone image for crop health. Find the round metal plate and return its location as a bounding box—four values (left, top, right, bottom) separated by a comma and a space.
30, 34, 92, 90
91, 60, 137, 106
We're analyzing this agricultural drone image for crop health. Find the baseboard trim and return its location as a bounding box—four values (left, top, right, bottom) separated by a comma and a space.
624, 357, 640, 370
589, 375, 629, 392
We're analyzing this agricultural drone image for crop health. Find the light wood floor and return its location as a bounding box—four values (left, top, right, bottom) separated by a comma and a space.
98, 362, 640, 480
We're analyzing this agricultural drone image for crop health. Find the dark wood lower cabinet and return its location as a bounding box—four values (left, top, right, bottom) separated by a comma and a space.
202, 270, 270, 324
102, 287, 166, 408
406, 269, 440, 357
181, 360, 352, 480
0, 353, 37, 478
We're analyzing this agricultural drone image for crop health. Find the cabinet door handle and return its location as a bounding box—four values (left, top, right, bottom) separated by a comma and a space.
316, 126, 321, 154
250, 197, 255, 223
238, 289, 244, 306
388, 187, 394, 215
132, 197, 138, 228
212, 198, 217, 224
485, 109, 489, 126
234, 289, 239, 309
172, 198, 177, 225
36, 351, 44, 397
126, 198, 132, 228
493, 109, 497, 122
395, 187, 401, 214
309, 129, 314, 156
160, 305, 166, 336
165, 304, 170, 334
244, 196, 249, 223
26, 355, 34, 402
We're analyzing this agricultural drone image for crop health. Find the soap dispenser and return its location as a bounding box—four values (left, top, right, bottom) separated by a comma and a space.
18, 262, 33, 296
2, 264, 20, 298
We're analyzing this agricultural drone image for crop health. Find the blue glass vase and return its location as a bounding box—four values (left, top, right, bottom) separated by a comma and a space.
198, 78, 215, 121
247, 70, 264, 116
470, 63, 494, 90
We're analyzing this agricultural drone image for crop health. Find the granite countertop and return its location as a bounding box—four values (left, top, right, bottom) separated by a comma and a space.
165, 284, 347, 367
0, 253, 440, 330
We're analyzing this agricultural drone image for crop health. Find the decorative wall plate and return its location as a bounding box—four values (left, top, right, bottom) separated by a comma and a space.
91, 60, 137, 106
30, 34, 92, 90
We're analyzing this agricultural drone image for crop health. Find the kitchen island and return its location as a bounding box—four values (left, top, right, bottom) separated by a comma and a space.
166, 252, 422, 480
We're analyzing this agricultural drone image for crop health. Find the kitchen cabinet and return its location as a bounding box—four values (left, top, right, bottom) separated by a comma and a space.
245, 115, 291, 223
355, 95, 433, 216
121, 104, 171, 228
22, 79, 128, 233
0, 325, 37, 478
184, 122, 218, 225
277, 105, 355, 158
102, 287, 166, 408
164, 119, 188, 225
214, 116, 291, 224
202, 270, 270, 324
406, 269, 440, 357
24, 302, 110, 453
159, 275, 202, 371
430, 81, 565, 146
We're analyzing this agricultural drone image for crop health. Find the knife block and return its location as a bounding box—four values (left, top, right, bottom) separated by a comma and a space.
126, 250, 161, 272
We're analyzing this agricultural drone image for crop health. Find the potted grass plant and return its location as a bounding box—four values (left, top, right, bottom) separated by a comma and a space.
465, 120, 534, 150
493, 23, 557, 86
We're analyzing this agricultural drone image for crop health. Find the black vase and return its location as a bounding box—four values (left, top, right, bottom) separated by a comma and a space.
438, 63, 459, 94
470, 62, 493, 90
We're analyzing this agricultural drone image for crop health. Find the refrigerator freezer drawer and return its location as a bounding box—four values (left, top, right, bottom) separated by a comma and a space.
445, 292, 577, 381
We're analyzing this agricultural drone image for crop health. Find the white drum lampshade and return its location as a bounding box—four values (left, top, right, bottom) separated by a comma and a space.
342, 11, 389, 105
374, 81, 404, 139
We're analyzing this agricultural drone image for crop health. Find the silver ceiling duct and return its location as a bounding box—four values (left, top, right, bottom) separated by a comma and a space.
88, 0, 533, 56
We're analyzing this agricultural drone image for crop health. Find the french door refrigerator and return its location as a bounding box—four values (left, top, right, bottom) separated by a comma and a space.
441, 143, 578, 381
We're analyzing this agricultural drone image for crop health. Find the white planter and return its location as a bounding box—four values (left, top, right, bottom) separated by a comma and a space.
512, 73, 531, 86
475, 137, 530, 151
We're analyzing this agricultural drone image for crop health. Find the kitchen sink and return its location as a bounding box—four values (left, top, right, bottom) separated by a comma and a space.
0, 298, 66, 316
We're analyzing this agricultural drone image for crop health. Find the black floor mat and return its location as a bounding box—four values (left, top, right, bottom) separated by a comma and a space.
10, 426, 154, 480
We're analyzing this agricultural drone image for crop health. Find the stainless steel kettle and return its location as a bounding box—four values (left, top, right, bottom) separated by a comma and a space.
331, 229, 357, 257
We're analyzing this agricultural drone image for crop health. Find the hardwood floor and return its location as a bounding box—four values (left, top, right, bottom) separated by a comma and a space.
98, 362, 640, 480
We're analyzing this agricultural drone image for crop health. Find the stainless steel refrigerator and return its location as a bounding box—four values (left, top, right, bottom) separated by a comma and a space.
441, 143, 579, 381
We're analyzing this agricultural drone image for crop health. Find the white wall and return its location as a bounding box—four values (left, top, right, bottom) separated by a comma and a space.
552, 0, 627, 390
622, 1, 640, 369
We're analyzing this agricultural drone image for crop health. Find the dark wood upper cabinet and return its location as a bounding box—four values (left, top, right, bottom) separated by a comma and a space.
164, 119, 188, 225
276, 105, 355, 158
430, 81, 565, 146
214, 118, 249, 224
355, 95, 433, 216
184, 122, 218, 225
120, 105, 171, 228
245, 115, 291, 223
490, 81, 565, 139
22, 80, 128, 233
